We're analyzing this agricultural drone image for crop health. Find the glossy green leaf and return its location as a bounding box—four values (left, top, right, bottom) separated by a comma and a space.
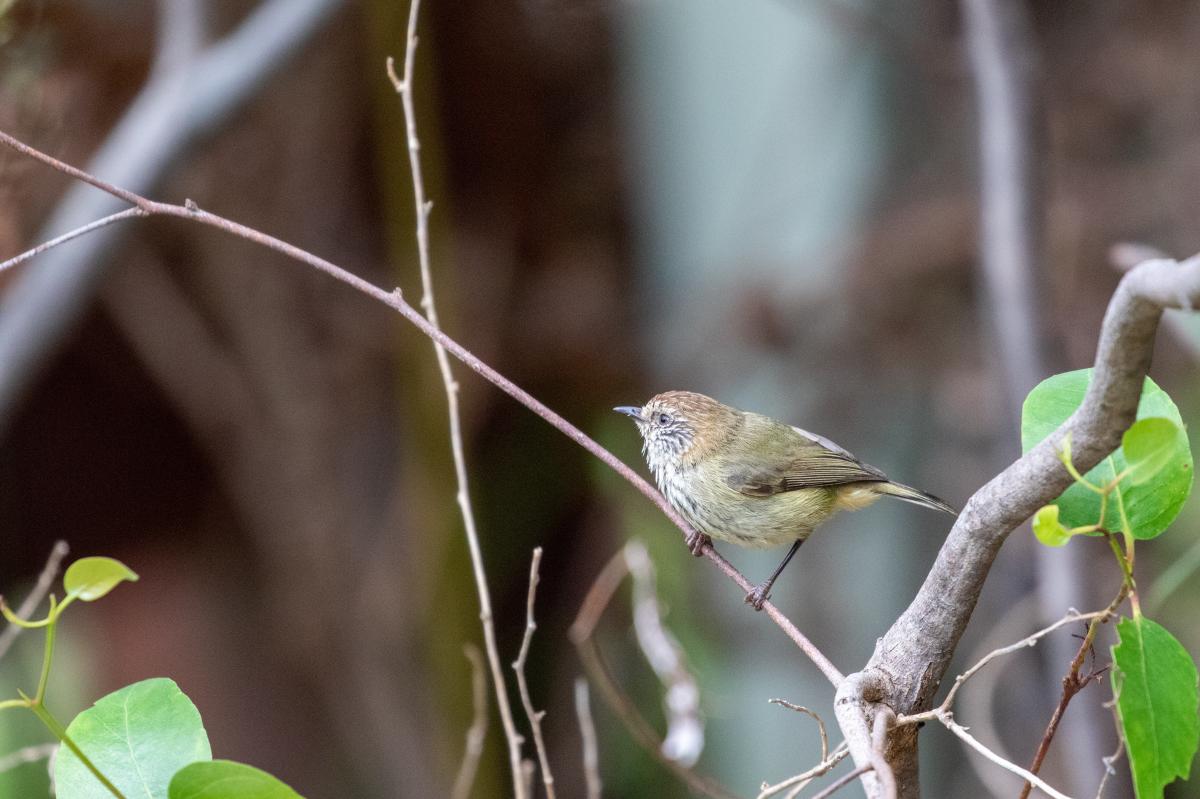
56, 678, 211, 799
1031, 505, 1072, 547
169, 761, 305, 799
1021, 370, 1193, 539
1111, 616, 1199, 798
1124, 418, 1184, 486
63, 557, 138, 602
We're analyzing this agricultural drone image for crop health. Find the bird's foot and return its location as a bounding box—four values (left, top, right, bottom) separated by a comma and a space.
685, 531, 712, 557
745, 585, 770, 611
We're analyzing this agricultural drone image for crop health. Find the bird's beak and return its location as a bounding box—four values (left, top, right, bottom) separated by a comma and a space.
613, 405, 645, 422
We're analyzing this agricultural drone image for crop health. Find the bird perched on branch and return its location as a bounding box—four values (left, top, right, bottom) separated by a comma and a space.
616, 391, 956, 610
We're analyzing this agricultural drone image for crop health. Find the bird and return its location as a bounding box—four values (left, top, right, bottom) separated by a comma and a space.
615, 390, 956, 610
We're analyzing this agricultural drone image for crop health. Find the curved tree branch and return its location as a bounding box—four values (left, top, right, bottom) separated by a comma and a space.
839, 253, 1200, 796
0, 129, 842, 690
4, 127, 1194, 798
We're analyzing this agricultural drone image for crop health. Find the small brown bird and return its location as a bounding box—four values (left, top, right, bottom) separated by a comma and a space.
616, 391, 955, 609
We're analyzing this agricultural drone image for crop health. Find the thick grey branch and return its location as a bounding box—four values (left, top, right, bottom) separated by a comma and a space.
841, 254, 1200, 796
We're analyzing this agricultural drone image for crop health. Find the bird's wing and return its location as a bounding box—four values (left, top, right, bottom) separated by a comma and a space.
723, 429, 887, 498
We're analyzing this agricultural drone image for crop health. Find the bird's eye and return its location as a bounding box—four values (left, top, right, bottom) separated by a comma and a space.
657, 413, 671, 425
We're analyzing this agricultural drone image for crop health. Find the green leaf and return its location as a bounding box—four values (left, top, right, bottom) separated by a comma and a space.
1021, 369, 1193, 539
169, 761, 305, 799
63, 557, 138, 602
56, 678, 211, 799
1031, 505, 1072, 547
1111, 616, 1199, 799
1124, 418, 1185, 486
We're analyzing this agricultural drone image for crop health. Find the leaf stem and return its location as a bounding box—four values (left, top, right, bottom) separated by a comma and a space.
27, 702, 127, 799
0, 597, 53, 629
34, 596, 59, 703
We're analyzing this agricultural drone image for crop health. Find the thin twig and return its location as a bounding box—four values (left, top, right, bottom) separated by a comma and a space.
0, 210, 147, 274
0, 129, 841, 688
0, 541, 69, 661
756, 743, 848, 799
1018, 588, 1127, 799
936, 710, 1071, 799
512, 547, 555, 799
575, 678, 602, 799
768, 699, 828, 762
895, 607, 1118, 727
809, 764, 873, 799
450, 644, 488, 799
386, 1, 527, 794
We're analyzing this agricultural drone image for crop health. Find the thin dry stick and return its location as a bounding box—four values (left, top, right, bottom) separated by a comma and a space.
0, 131, 841, 688
0, 210, 147, 276
512, 547, 555, 799
1018, 590, 1127, 799
896, 607, 1118, 727
809, 764, 873, 799
936, 711, 1070, 799
0, 541, 69, 661
768, 699, 829, 762
756, 742, 848, 799
451, 644, 488, 799
781, 748, 849, 799
880, 605, 1125, 799
385, 1, 526, 794
574, 677, 602, 799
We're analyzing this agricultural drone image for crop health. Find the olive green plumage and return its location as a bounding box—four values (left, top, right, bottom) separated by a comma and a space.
615, 390, 955, 608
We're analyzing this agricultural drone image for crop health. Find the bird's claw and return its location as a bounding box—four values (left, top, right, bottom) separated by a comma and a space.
685, 531, 711, 557
745, 586, 769, 611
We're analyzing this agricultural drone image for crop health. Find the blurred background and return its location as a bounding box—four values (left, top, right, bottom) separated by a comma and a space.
0, 0, 1198, 797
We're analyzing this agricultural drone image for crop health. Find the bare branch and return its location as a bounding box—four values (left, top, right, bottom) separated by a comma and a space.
575, 678, 602, 799
386, 1, 529, 793
840, 248, 1200, 792
1018, 589, 1127, 799
626, 540, 704, 766
868, 709, 897, 799
0, 130, 840, 686
768, 699, 829, 762
450, 645, 488, 799
0, 210, 147, 275
809, 764, 874, 799
895, 607, 1117, 727
512, 547, 555, 799
936, 710, 1071, 799
10, 123, 1190, 798
757, 743, 848, 799
0, 541, 68, 661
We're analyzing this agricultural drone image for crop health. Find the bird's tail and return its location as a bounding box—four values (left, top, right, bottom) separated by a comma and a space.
877, 481, 957, 516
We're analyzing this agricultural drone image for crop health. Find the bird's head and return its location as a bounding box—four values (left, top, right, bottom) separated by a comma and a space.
614, 391, 740, 478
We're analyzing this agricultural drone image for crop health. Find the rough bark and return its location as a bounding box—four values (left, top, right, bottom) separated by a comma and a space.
837, 255, 1199, 796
